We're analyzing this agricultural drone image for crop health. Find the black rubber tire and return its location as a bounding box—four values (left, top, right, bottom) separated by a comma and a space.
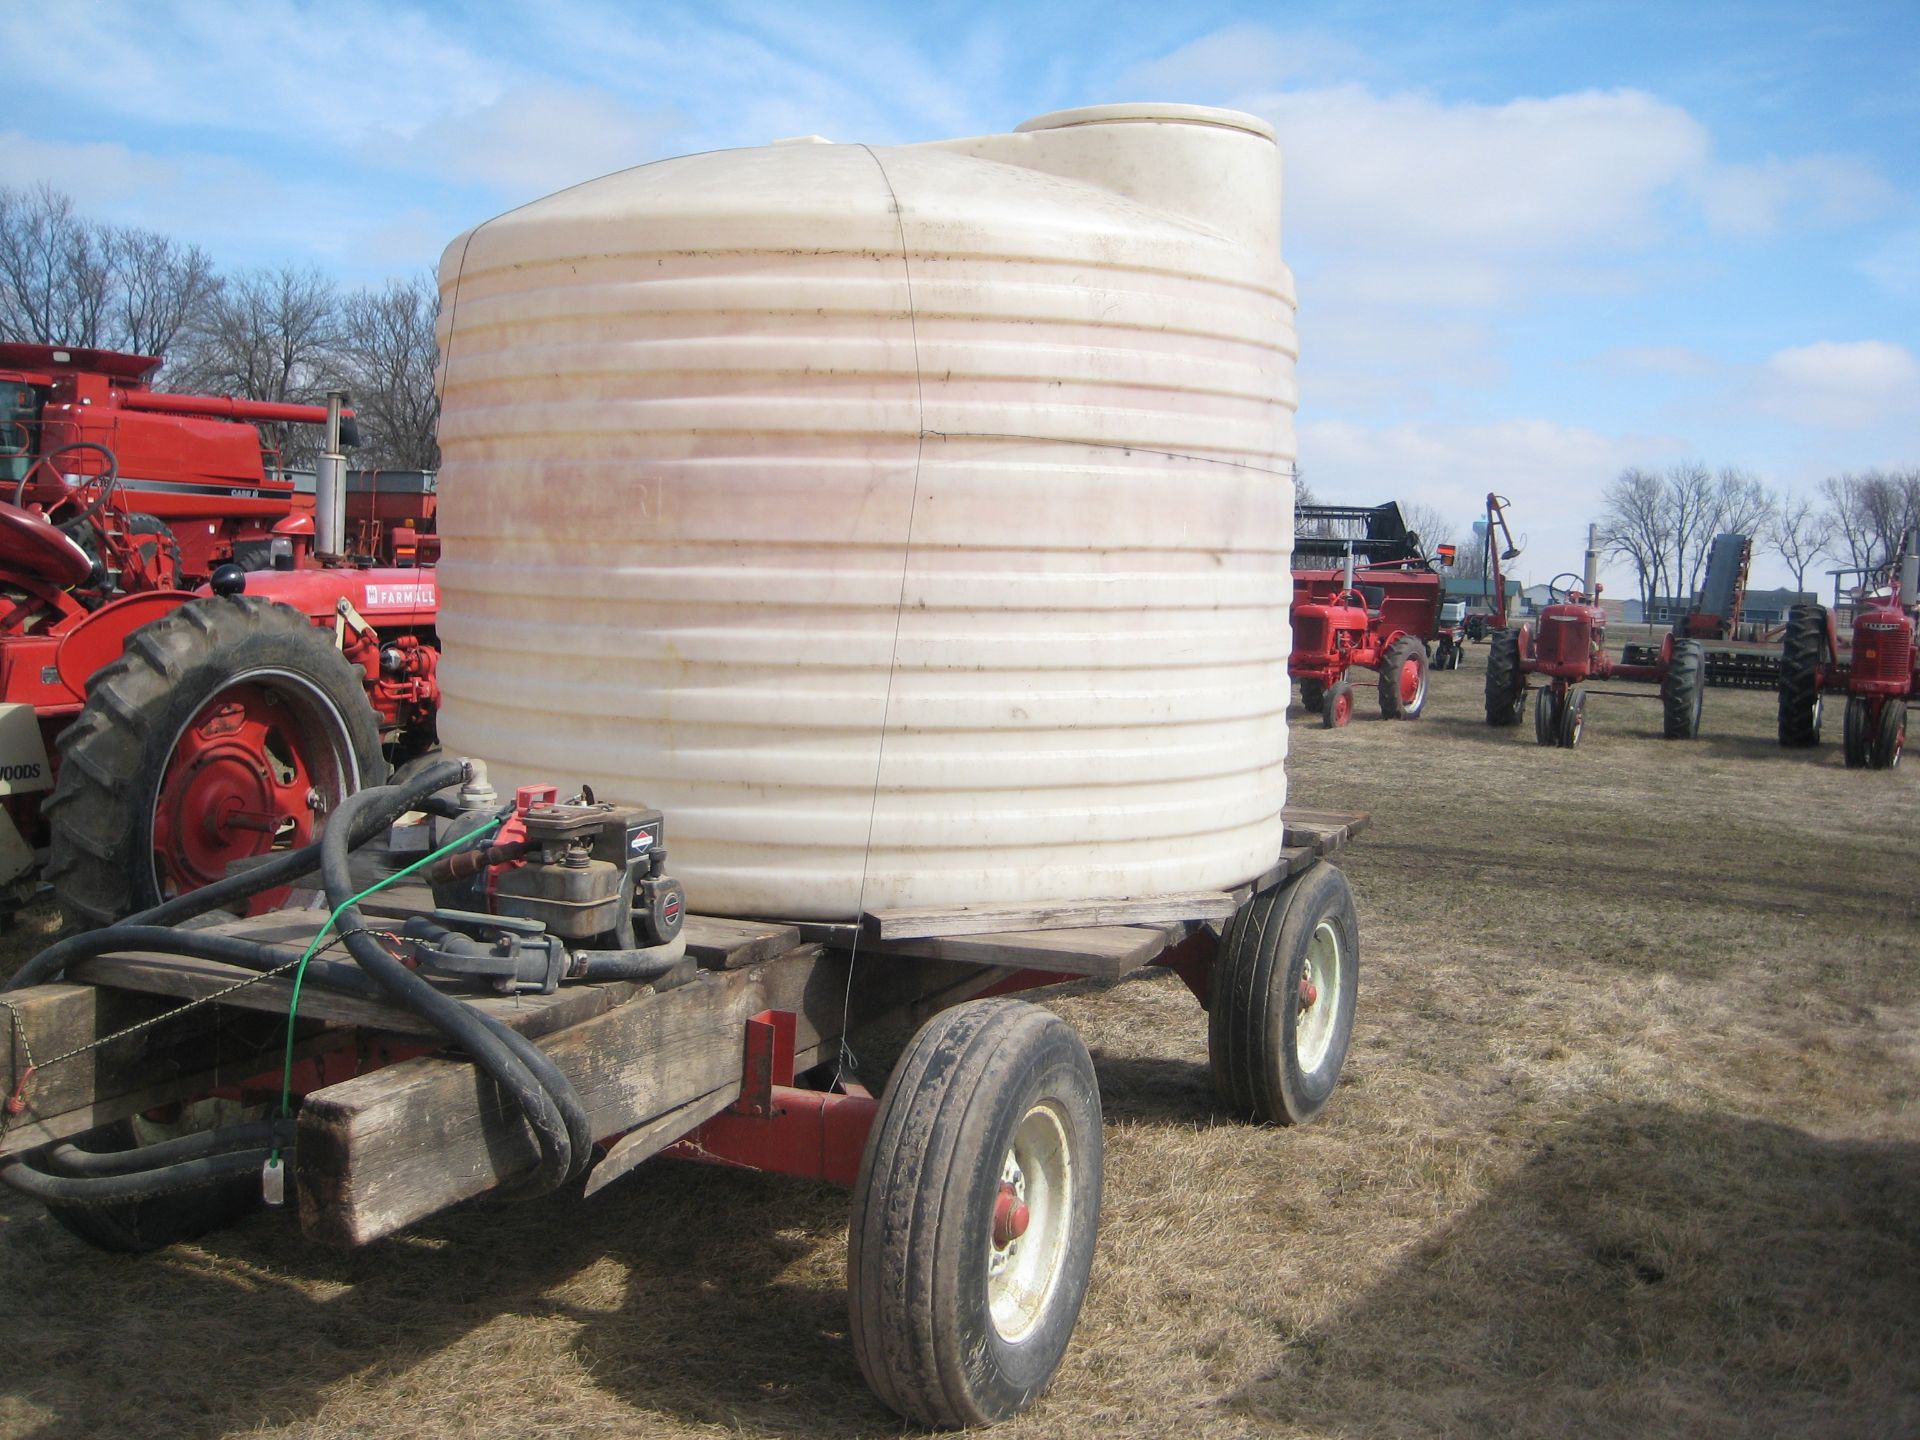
1376, 635, 1429, 720
1485, 629, 1526, 726
848, 999, 1102, 1430
1777, 603, 1828, 747
42, 1114, 263, 1254
1661, 639, 1706, 739
1871, 699, 1906, 770
45, 595, 383, 929
1557, 684, 1587, 748
1209, 860, 1359, 1126
1843, 696, 1871, 768
1534, 686, 1559, 746
1320, 677, 1353, 729
1298, 679, 1326, 713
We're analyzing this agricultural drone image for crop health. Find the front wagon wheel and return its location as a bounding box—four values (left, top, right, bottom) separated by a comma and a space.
847, 999, 1102, 1429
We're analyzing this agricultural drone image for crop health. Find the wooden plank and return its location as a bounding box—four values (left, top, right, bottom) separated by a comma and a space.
293, 945, 1000, 1245
679, 916, 803, 970
854, 920, 1195, 979
1281, 806, 1370, 855
861, 889, 1238, 942
582, 1082, 740, 1197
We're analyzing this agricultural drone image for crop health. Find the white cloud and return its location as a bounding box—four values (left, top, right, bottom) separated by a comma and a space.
1590, 346, 1721, 380
1119, 23, 1373, 97
1859, 227, 1920, 300
1696, 154, 1894, 236
390, 86, 686, 196
1756, 341, 1920, 428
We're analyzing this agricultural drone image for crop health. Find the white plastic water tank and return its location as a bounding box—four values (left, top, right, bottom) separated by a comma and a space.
433, 104, 1297, 920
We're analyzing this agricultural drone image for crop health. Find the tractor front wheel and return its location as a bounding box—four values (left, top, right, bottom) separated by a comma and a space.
1557, 684, 1588, 748
1377, 636, 1429, 720
1299, 678, 1326, 713
1843, 696, 1872, 768
1661, 638, 1706, 739
1321, 678, 1354, 729
848, 999, 1102, 1429
46, 595, 383, 928
1485, 630, 1526, 726
1871, 698, 1906, 770
1534, 686, 1560, 746
1777, 603, 1828, 747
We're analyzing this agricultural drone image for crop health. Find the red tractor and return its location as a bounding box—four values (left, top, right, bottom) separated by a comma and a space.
1776, 530, 1917, 770
1290, 503, 1447, 729
0, 343, 441, 926
1485, 570, 1706, 748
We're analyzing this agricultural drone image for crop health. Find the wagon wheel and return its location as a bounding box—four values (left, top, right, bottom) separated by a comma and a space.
1556, 684, 1588, 748
1842, 696, 1872, 769
1871, 698, 1906, 770
45, 595, 383, 928
1776, 603, 1828, 747
1661, 639, 1706, 739
1485, 629, 1526, 726
848, 999, 1103, 1429
1376, 635, 1429, 719
1320, 678, 1353, 729
1209, 861, 1359, 1126
1534, 686, 1560, 746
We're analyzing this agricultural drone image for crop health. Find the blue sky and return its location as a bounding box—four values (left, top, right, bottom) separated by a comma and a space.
4, 0, 1916, 586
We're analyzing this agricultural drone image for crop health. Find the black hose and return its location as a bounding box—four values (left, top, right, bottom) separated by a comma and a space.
45, 925, 388, 1002
571, 937, 689, 985
0, 1148, 272, 1207
318, 785, 594, 1195
45, 1118, 297, 1175
6, 758, 467, 992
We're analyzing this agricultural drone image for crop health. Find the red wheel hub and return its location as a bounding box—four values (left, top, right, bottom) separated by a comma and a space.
992, 1182, 1031, 1249
1400, 659, 1422, 704
1298, 975, 1319, 1011
1333, 690, 1352, 727
151, 683, 322, 898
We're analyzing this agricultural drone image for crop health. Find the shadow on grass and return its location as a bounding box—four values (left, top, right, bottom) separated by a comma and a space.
1223, 1103, 1920, 1439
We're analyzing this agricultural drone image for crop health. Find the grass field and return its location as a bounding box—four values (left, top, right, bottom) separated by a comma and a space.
3, 646, 1917, 1439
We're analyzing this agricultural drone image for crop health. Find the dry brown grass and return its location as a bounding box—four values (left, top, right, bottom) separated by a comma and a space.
3, 649, 1918, 1438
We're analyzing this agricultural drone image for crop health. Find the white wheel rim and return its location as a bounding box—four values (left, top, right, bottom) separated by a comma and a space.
987, 1101, 1073, 1345
1295, 919, 1342, 1073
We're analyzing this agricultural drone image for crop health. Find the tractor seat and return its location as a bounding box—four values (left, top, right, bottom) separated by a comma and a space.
0, 500, 95, 588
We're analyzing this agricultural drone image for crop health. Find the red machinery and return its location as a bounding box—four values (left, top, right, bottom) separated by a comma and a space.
1290, 502, 1445, 729
0, 343, 440, 925
1483, 511, 1705, 749
1777, 529, 1917, 769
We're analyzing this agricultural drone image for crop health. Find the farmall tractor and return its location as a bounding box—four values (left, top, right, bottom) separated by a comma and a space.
0, 344, 441, 926
1483, 516, 1706, 749
1290, 502, 1447, 729
1777, 530, 1917, 769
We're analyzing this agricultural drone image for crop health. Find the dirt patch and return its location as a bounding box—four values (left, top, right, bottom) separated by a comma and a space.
2, 646, 1916, 1438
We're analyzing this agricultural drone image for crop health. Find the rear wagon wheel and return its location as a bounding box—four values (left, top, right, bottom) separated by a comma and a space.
848, 999, 1102, 1429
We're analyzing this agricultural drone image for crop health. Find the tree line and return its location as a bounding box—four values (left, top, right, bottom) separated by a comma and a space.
1598, 462, 1919, 614
0, 183, 439, 471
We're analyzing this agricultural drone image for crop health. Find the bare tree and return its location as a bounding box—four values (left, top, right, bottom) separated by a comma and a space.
1399, 500, 1455, 560
1598, 466, 1670, 617
1710, 466, 1775, 542
106, 227, 219, 362
1662, 460, 1719, 602
1768, 492, 1830, 595
0, 183, 103, 345
336, 275, 441, 471
1819, 470, 1920, 576
176, 266, 341, 469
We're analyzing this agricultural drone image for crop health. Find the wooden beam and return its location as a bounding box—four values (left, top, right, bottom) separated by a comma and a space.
851, 921, 1196, 979
861, 890, 1238, 942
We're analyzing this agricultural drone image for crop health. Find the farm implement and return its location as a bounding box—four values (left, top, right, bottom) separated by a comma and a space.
0, 344, 441, 926
1776, 529, 1917, 769
0, 759, 1368, 1428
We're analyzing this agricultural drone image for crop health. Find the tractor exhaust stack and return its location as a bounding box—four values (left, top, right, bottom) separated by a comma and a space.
1583, 523, 1599, 600
316, 390, 349, 560
1901, 529, 1918, 610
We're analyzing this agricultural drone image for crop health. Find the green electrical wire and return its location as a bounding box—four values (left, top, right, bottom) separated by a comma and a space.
270, 812, 505, 1165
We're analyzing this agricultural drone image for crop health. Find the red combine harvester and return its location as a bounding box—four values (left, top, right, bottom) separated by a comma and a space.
1776, 529, 1917, 769
1290, 502, 1446, 729
0, 343, 440, 925
1483, 511, 1705, 748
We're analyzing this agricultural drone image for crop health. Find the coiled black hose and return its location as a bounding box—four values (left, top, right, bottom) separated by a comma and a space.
0, 1118, 298, 1207
318, 783, 595, 1194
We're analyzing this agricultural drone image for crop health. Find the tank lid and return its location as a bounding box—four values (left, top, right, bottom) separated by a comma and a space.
1015, 103, 1275, 143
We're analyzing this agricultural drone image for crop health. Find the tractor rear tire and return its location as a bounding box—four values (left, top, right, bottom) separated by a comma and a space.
1661, 639, 1706, 739
1557, 685, 1588, 748
1843, 696, 1871, 768
1299, 679, 1326, 713
1777, 603, 1828, 747
1534, 687, 1559, 746
45, 595, 383, 928
848, 999, 1102, 1429
1871, 699, 1906, 770
1377, 636, 1429, 720
1209, 861, 1358, 1126
1485, 630, 1526, 726
1320, 678, 1354, 729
